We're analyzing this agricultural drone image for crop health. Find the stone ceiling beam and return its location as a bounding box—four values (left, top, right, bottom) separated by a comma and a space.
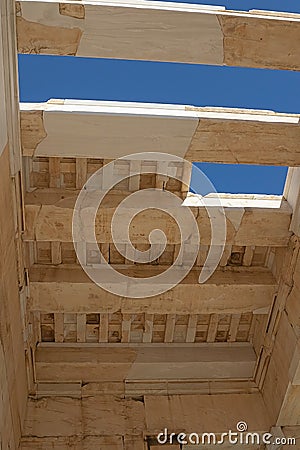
35, 344, 257, 384
17, 1, 300, 71
28, 265, 276, 314
20, 101, 300, 166
24, 192, 292, 247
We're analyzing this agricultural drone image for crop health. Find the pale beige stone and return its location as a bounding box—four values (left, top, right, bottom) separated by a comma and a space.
17, 16, 83, 55
34, 345, 256, 383
18, 1, 224, 64
20, 110, 47, 156
187, 118, 300, 166
144, 393, 271, 433
0, 149, 27, 448
20, 102, 300, 165
59, 3, 85, 19
28, 265, 276, 314
220, 15, 300, 70
24, 197, 292, 246
3, 0, 300, 446
23, 396, 145, 437
16, 1, 300, 71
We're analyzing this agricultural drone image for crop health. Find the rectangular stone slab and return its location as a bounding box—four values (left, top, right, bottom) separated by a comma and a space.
35, 344, 257, 382
17, 1, 300, 70
20, 100, 300, 165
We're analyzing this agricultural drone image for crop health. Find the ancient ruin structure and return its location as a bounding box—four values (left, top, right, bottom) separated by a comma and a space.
1, 1, 300, 448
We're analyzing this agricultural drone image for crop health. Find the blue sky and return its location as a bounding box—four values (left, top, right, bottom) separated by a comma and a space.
151, 0, 300, 11
191, 164, 288, 196
18, 0, 300, 195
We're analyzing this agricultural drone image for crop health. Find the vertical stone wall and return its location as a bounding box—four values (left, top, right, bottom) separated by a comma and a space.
0, 1, 28, 448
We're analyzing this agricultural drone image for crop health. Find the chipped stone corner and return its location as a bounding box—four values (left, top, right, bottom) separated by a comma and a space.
59, 3, 85, 20
20, 110, 47, 157
16, 17, 83, 56
15, 1, 22, 17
